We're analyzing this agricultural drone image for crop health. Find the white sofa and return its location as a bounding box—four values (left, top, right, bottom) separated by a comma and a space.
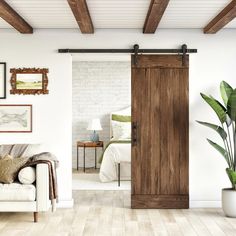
0, 163, 51, 222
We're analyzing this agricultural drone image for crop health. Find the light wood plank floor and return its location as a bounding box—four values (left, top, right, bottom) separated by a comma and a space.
0, 191, 236, 236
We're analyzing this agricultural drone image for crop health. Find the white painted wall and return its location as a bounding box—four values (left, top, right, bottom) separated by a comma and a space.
0, 28, 236, 207
0, 32, 73, 206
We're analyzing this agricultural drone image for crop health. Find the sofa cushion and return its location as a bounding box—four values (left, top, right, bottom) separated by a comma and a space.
0, 156, 28, 184
18, 167, 36, 184
0, 145, 13, 158
0, 144, 42, 159
0, 182, 36, 201
11, 144, 42, 158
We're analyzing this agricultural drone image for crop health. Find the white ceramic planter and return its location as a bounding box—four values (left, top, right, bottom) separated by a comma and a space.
222, 188, 236, 217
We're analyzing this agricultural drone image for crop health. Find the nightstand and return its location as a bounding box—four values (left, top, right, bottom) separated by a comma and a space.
76, 141, 104, 172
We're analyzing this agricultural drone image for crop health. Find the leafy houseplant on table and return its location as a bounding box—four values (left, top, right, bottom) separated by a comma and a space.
197, 81, 236, 217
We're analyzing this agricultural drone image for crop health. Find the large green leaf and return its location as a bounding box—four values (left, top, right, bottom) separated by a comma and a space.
210, 95, 227, 111
197, 121, 227, 140
207, 139, 230, 166
226, 168, 236, 189
227, 89, 236, 122
213, 98, 232, 127
220, 81, 233, 106
201, 93, 227, 123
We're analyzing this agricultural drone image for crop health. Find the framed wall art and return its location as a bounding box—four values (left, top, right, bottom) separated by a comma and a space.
0, 62, 6, 99
0, 105, 32, 133
10, 68, 49, 95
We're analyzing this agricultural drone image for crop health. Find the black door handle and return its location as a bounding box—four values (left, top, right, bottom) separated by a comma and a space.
132, 122, 138, 146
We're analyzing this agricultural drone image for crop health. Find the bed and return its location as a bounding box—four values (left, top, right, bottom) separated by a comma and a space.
99, 107, 131, 183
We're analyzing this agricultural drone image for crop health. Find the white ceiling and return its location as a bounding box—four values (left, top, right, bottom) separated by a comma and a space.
159, 0, 236, 28
0, 0, 236, 30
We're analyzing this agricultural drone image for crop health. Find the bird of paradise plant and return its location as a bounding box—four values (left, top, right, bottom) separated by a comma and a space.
197, 81, 236, 189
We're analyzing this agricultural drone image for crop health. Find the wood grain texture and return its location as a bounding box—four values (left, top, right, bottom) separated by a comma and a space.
204, 0, 236, 34
131, 55, 189, 68
67, 0, 94, 33
179, 68, 189, 194
131, 68, 145, 195
143, 0, 170, 33
77, 141, 103, 148
131, 55, 189, 209
33, 212, 38, 223
0, 0, 33, 34
131, 195, 189, 209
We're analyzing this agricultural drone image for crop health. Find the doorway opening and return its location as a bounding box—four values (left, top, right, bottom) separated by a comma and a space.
61, 44, 197, 208
72, 54, 132, 191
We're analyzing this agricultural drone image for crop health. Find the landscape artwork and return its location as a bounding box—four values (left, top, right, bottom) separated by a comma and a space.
16, 73, 43, 89
0, 105, 32, 132
10, 68, 49, 95
0, 63, 6, 99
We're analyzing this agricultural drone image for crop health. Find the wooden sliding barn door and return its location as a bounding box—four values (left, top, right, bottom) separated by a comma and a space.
131, 55, 189, 209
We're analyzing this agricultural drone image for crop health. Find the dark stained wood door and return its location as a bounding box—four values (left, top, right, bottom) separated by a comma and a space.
131, 55, 189, 209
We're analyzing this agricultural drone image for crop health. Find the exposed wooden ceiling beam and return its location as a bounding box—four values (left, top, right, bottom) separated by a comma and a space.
67, 0, 94, 34
143, 0, 170, 34
204, 0, 236, 34
0, 0, 33, 34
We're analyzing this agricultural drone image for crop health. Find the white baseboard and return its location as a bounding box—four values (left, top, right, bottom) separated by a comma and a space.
56, 199, 221, 209
56, 199, 74, 208
190, 200, 221, 208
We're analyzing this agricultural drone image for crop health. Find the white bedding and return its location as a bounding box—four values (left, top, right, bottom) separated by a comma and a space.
99, 142, 131, 182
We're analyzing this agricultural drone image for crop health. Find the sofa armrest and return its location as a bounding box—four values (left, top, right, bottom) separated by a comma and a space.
36, 163, 50, 211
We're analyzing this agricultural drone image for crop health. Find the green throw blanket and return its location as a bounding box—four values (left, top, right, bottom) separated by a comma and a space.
99, 140, 131, 163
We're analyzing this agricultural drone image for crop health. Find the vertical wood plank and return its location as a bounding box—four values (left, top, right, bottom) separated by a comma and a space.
179, 67, 189, 195
160, 69, 170, 195
131, 67, 146, 195
170, 69, 181, 194
140, 68, 151, 194
150, 68, 161, 195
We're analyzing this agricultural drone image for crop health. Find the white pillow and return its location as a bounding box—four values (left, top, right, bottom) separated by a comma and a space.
112, 120, 131, 140
18, 167, 36, 184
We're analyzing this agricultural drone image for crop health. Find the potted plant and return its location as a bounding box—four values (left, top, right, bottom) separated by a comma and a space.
197, 81, 236, 217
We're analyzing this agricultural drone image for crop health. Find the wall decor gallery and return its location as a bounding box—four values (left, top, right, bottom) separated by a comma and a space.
10, 68, 49, 95
0, 105, 32, 133
0, 62, 6, 99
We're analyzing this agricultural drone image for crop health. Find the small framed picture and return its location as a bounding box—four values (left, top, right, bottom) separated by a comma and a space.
10, 68, 49, 95
0, 105, 32, 132
0, 63, 6, 99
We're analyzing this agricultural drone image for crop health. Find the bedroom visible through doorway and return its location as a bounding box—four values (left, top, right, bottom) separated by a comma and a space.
72, 58, 131, 191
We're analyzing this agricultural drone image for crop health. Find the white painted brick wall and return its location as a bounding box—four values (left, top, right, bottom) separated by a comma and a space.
72, 61, 131, 169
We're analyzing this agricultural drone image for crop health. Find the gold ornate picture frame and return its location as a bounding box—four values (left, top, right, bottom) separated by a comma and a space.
10, 68, 49, 95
